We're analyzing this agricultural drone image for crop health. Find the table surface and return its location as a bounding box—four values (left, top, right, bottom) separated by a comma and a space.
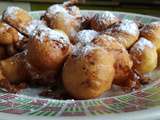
0, 0, 160, 17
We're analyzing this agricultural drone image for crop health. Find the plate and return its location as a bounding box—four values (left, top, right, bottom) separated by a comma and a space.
0, 10, 160, 120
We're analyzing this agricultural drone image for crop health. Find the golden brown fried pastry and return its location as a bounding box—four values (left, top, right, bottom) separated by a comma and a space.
75, 29, 99, 45
92, 34, 133, 85
0, 52, 28, 84
46, 12, 81, 44
2, 6, 32, 34
51, 12, 80, 42
43, 4, 81, 44
0, 21, 25, 58
0, 21, 19, 45
22, 20, 46, 37
43, 4, 67, 22
141, 21, 160, 50
63, 45, 115, 99
26, 25, 71, 73
0, 22, 26, 57
130, 37, 157, 74
105, 19, 139, 48
0, 52, 29, 92
90, 11, 119, 31
4, 34, 28, 58
2, 6, 44, 37
140, 21, 160, 65
43, 0, 80, 21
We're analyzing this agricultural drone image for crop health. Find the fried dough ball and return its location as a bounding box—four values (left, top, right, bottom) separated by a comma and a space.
26, 25, 71, 73
2, 6, 43, 37
43, 0, 80, 22
105, 19, 139, 48
0, 21, 19, 45
22, 20, 46, 37
2, 6, 32, 33
75, 29, 99, 45
0, 21, 25, 58
92, 34, 133, 85
43, 4, 67, 21
0, 52, 28, 84
47, 12, 80, 44
130, 37, 157, 74
140, 21, 160, 65
0, 52, 29, 92
141, 21, 160, 50
43, 4, 81, 44
90, 11, 119, 31
63, 45, 115, 99
4, 34, 29, 58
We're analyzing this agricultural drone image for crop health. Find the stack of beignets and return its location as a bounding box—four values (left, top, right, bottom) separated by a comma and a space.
0, 0, 159, 99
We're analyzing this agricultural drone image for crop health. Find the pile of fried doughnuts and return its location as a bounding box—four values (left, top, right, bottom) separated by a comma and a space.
0, 0, 160, 99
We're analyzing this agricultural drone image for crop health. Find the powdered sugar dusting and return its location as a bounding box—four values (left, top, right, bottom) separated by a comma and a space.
96, 11, 117, 21
67, 6, 80, 16
93, 11, 119, 29
133, 37, 154, 51
117, 19, 139, 36
72, 44, 95, 57
59, 11, 75, 26
76, 30, 99, 45
24, 20, 45, 36
34, 25, 70, 45
3, 6, 21, 20
46, 4, 68, 18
